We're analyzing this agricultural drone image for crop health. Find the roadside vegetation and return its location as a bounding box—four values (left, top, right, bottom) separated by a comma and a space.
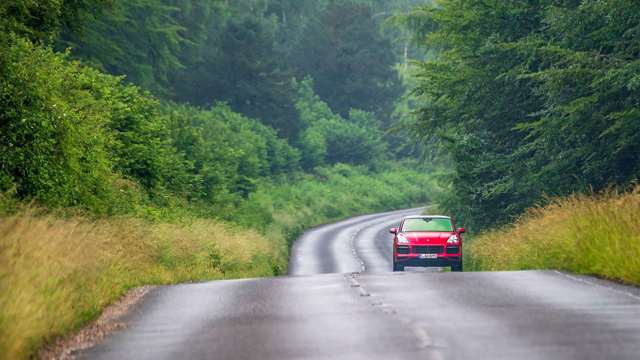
0, 165, 438, 359
0, 209, 275, 359
465, 186, 640, 286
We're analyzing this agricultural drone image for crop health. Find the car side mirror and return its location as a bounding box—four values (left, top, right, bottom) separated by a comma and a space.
389, 227, 398, 234
457, 227, 465, 234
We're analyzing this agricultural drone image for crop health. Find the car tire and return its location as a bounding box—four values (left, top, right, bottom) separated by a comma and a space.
393, 261, 404, 272
451, 262, 463, 272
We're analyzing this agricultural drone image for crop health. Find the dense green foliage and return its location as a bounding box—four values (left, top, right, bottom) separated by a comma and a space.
0, 0, 436, 218
402, 0, 640, 230
291, 0, 402, 124
0, 37, 302, 214
55, 0, 409, 139
0, 37, 122, 211
294, 78, 387, 168
236, 163, 440, 244
0, 0, 105, 43
0, 33, 403, 215
165, 103, 300, 205
58, 0, 188, 96
1, 0, 429, 217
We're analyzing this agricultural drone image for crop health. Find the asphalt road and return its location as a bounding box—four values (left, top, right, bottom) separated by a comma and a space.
79, 208, 640, 359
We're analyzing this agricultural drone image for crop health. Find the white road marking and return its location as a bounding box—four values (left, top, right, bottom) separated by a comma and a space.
554, 270, 640, 302
349, 227, 367, 272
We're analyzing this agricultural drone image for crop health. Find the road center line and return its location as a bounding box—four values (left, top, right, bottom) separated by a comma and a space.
345, 272, 445, 357
349, 227, 366, 272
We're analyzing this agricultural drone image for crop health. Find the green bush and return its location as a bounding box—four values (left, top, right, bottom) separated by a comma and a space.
0, 37, 122, 213
165, 103, 300, 206
294, 78, 386, 169
0, 36, 302, 215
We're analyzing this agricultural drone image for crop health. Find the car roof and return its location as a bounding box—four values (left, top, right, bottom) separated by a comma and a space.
403, 215, 450, 220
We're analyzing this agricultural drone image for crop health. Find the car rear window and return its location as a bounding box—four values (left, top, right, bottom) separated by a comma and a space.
401, 218, 452, 232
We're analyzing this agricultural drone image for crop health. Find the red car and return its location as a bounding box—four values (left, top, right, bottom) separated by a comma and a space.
390, 215, 464, 272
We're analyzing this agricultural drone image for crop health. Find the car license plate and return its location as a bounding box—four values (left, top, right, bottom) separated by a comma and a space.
419, 254, 438, 259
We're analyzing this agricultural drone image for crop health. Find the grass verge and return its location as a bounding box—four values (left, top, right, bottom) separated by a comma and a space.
465, 186, 640, 285
0, 210, 277, 359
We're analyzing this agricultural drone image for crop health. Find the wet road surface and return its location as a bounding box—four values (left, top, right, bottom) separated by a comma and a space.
79, 208, 640, 359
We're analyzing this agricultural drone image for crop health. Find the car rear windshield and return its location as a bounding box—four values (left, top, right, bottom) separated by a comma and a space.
401, 218, 453, 232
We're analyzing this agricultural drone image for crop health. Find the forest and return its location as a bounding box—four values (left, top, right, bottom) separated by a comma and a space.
3, 0, 638, 240
1, 0, 428, 217
400, 0, 640, 230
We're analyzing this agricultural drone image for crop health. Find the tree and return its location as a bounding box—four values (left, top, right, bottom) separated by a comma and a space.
57, 0, 188, 96
292, 0, 402, 125
170, 4, 301, 139
0, 0, 108, 43
0, 39, 120, 211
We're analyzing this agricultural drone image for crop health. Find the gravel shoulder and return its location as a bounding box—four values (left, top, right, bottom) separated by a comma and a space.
39, 286, 155, 360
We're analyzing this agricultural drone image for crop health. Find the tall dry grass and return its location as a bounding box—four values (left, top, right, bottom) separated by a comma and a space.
0, 208, 278, 359
466, 186, 640, 284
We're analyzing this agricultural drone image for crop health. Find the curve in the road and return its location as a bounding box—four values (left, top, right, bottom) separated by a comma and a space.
289, 207, 424, 275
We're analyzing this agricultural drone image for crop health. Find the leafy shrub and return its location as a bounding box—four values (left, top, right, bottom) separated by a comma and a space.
0, 36, 302, 215
0, 37, 121, 213
165, 103, 300, 206
294, 78, 386, 169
